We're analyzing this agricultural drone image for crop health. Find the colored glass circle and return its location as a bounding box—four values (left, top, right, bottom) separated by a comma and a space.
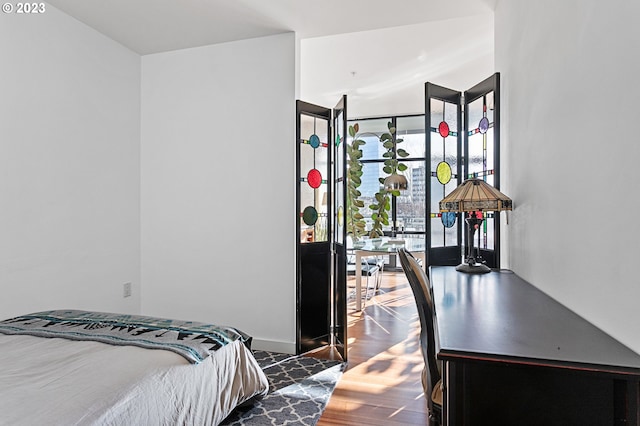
307, 169, 322, 188
441, 212, 456, 228
309, 134, 320, 148
302, 206, 318, 226
438, 121, 450, 138
479, 117, 490, 134
436, 161, 452, 185
337, 205, 344, 227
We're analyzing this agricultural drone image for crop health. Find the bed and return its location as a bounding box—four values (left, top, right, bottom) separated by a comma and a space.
0, 309, 269, 425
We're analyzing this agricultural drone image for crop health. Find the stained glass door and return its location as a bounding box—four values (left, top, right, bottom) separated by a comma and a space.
425, 83, 463, 266
332, 95, 347, 361
464, 73, 501, 268
296, 97, 347, 360
425, 73, 502, 269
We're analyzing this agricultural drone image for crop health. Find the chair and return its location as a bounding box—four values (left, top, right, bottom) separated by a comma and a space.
346, 254, 380, 307
345, 236, 385, 306
361, 255, 385, 291
398, 248, 442, 426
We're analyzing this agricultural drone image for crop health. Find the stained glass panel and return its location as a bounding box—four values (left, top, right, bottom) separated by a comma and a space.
466, 90, 496, 251
299, 113, 329, 243
429, 97, 459, 248
334, 107, 345, 242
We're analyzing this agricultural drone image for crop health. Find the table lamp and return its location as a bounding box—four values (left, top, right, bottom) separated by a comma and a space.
439, 178, 512, 273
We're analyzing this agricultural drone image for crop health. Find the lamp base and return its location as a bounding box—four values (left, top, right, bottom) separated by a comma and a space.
456, 262, 491, 274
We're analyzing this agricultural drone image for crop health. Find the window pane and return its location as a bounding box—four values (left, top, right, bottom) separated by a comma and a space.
359, 162, 387, 233
397, 160, 425, 233
396, 116, 426, 158
396, 116, 426, 233
354, 118, 391, 161
347, 115, 427, 242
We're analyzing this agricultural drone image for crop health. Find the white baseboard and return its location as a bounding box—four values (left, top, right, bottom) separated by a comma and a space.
251, 338, 296, 354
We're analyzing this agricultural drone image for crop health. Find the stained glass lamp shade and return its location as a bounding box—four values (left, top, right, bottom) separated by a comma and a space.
439, 178, 512, 273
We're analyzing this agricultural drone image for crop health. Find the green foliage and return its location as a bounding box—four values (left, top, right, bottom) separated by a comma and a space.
367, 121, 406, 238
346, 123, 367, 241
347, 121, 409, 240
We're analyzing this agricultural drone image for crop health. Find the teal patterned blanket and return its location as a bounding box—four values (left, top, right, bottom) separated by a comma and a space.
0, 310, 252, 364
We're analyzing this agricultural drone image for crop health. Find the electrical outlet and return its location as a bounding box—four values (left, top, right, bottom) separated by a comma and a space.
123, 282, 132, 298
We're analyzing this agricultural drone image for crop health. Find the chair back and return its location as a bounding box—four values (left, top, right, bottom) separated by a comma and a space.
398, 249, 441, 405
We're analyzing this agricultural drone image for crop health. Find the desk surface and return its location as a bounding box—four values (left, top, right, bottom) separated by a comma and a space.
430, 266, 640, 375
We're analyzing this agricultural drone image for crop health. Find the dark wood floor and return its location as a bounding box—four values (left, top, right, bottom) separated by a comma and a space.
314, 272, 430, 425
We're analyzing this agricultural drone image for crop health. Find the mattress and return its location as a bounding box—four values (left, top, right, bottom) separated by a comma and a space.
0, 312, 269, 425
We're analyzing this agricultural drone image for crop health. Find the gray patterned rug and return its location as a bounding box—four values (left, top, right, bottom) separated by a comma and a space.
221, 350, 345, 425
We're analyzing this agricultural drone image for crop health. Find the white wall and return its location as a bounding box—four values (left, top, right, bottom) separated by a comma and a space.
0, 6, 141, 317
141, 33, 296, 352
496, 0, 640, 352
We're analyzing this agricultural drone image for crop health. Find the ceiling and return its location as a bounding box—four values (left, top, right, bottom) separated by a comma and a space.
47, 0, 496, 55
47, 0, 497, 118
301, 14, 495, 118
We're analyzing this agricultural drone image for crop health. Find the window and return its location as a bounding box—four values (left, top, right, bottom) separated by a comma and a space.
347, 115, 427, 267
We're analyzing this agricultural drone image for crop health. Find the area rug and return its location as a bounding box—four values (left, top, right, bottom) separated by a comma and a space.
220, 350, 345, 425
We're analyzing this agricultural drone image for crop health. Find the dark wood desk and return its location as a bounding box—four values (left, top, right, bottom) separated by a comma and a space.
430, 266, 640, 425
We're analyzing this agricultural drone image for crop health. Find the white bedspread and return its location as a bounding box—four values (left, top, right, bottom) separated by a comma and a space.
0, 334, 268, 425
